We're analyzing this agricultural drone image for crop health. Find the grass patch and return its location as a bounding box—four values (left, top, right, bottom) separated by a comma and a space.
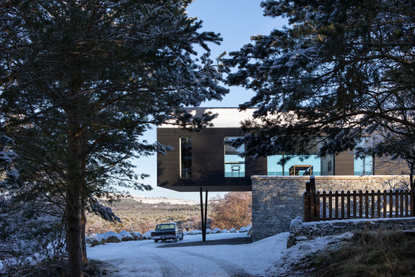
309, 230, 415, 277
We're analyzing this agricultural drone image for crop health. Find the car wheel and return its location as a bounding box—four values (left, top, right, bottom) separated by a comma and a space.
179, 234, 183, 240
154, 239, 158, 243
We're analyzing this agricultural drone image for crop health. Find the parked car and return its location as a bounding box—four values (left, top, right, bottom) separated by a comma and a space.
151, 223, 184, 243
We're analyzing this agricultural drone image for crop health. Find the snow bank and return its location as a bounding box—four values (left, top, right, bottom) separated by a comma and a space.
89, 233, 105, 241
118, 231, 133, 241
129, 231, 143, 240
87, 233, 106, 247
238, 227, 248, 233
266, 232, 353, 276
188, 230, 202, 235
101, 231, 122, 243
143, 230, 154, 239
212, 228, 221, 234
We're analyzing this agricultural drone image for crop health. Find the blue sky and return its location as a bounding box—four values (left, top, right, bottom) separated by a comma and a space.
127, 1, 288, 201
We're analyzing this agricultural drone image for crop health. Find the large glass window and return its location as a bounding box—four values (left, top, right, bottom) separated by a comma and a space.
224, 137, 245, 177
267, 155, 322, 176
321, 155, 334, 175
354, 138, 373, 175
354, 155, 373, 175
180, 137, 192, 178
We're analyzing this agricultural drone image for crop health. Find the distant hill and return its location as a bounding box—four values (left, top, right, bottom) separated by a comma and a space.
87, 196, 211, 235
127, 195, 200, 206
100, 194, 201, 205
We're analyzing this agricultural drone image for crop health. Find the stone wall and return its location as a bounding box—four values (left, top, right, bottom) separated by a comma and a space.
251, 175, 409, 241
287, 216, 415, 248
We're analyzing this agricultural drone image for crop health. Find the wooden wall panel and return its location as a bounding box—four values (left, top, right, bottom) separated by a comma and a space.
334, 152, 354, 175
374, 156, 409, 175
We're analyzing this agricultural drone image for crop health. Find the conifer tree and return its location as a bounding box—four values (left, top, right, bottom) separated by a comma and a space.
224, 0, 415, 161
1, 1, 227, 276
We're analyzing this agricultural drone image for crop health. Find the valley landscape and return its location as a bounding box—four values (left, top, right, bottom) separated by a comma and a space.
86, 196, 214, 235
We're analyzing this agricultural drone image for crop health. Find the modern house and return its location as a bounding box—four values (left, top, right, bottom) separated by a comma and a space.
157, 108, 400, 191
157, 108, 409, 240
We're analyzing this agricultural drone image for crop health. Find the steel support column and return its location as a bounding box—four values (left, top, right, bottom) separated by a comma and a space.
204, 190, 208, 241
199, 188, 209, 242
199, 187, 205, 241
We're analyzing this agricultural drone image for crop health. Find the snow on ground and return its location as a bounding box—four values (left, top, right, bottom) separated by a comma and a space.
1, 231, 350, 276
88, 232, 291, 277
88, 231, 353, 277
266, 232, 353, 276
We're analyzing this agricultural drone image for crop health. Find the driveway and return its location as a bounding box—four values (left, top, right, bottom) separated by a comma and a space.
87, 232, 289, 277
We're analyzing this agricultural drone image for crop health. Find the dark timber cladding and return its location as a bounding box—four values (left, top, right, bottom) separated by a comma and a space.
157, 127, 267, 192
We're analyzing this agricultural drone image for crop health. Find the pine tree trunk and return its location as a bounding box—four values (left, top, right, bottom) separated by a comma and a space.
66, 125, 87, 277
65, 190, 84, 277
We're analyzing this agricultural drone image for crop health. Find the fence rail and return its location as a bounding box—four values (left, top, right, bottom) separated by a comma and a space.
303, 177, 415, 222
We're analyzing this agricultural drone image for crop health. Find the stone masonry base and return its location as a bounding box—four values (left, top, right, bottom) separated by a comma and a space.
251, 175, 410, 241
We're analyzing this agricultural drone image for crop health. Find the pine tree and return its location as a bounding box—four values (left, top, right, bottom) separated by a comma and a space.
0, 133, 66, 275
1, 1, 228, 276
223, 0, 415, 161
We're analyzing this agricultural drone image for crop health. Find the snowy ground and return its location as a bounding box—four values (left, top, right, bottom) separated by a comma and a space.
87, 232, 288, 277
87, 231, 352, 277
0, 231, 350, 276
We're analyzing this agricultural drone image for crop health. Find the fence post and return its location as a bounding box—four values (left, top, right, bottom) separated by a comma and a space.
310, 176, 317, 219
310, 175, 316, 193
316, 191, 321, 221
329, 191, 333, 220
389, 190, 393, 218
405, 189, 409, 217
335, 191, 339, 219
341, 190, 345, 219
347, 191, 351, 219
353, 190, 357, 219
377, 190, 381, 219
310, 190, 315, 221
303, 191, 310, 222
322, 191, 327, 221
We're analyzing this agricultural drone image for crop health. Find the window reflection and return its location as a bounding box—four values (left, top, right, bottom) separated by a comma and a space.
180, 137, 192, 178
353, 138, 373, 175
267, 155, 322, 176
224, 137, 245, 177
354, 155, 372, 175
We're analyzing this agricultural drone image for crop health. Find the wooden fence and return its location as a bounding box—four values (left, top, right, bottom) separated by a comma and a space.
303, 176, 415, 222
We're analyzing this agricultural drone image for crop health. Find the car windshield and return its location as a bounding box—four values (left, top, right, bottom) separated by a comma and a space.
155, 224, 175, 231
